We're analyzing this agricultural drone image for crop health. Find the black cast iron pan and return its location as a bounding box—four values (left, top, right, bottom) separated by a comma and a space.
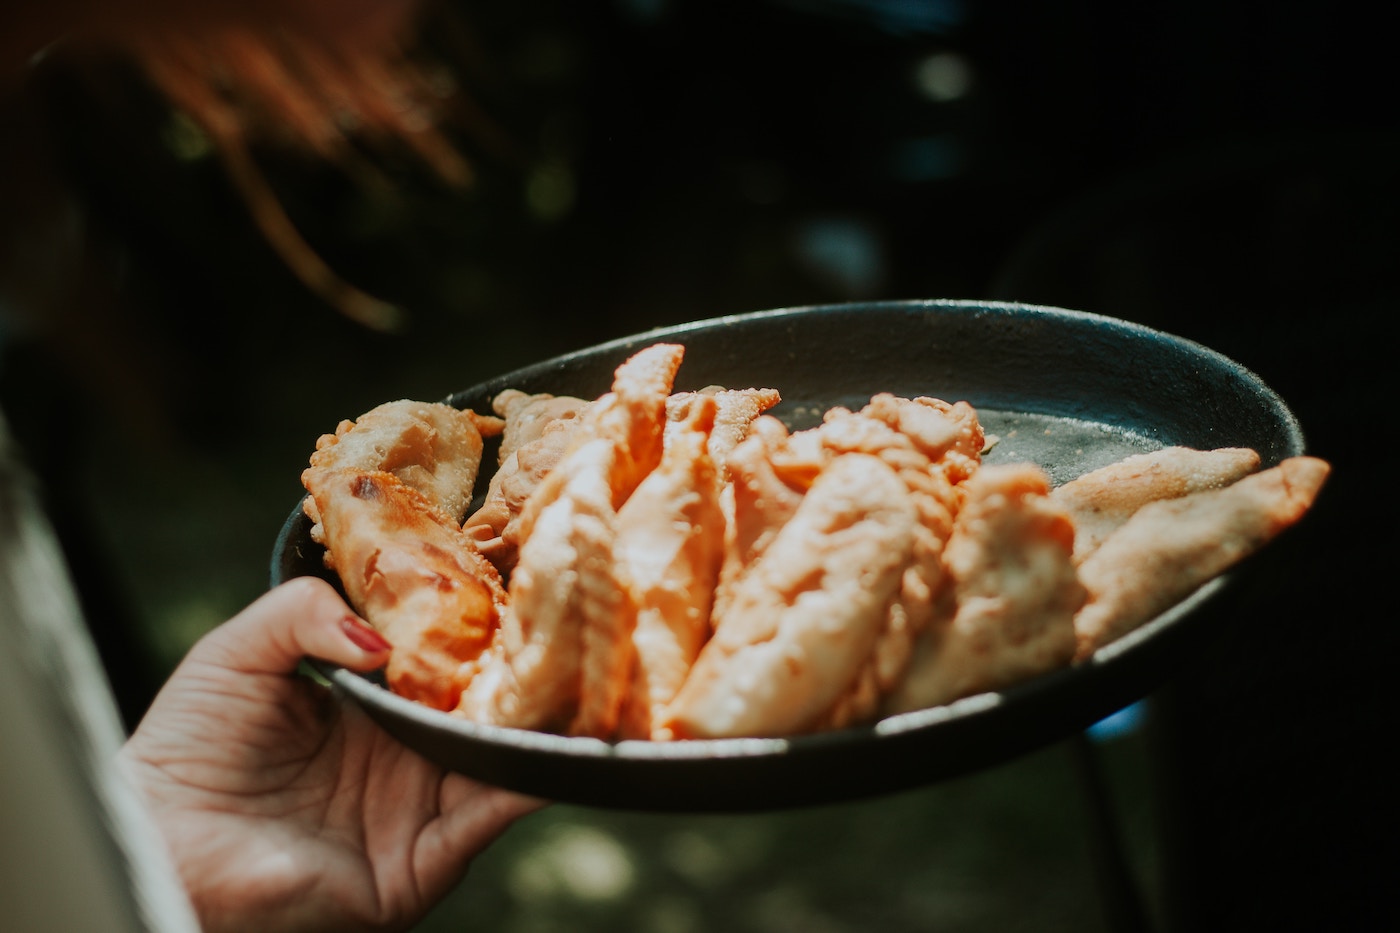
271, 300, 1307, 812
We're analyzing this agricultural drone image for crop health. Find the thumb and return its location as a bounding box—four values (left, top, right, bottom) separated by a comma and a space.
191, 576, 391, 677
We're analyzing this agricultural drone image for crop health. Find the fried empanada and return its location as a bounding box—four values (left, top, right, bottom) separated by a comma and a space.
458, 439, 633, 735
492, 389, 590, 462
1049, 446, 1262, 561
465, 399, 588, 572
458, 344, 687, 737
302, 468, 506, 711
662, 453, 916, 738
304, 398, 498, 532
665, 385, 781, 478
1072, 455, 1330, 659
615, 396, 727, 739
884, 464, 1085, 714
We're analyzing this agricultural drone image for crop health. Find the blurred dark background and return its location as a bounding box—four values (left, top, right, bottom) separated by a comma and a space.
1, 0, 1393, 930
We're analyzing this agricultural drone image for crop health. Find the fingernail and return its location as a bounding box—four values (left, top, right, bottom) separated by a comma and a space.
340, 615, 392, 653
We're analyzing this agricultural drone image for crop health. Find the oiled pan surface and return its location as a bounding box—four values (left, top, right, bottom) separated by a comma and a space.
272, 300, 1305, 812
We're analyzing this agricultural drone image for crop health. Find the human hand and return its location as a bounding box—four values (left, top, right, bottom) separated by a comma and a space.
118, 577, 543, 933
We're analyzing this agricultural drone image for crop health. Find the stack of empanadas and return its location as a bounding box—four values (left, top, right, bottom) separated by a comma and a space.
300, 343, 1330, 740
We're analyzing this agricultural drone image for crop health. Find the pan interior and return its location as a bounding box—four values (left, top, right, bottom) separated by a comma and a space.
272, 301, 1305, 810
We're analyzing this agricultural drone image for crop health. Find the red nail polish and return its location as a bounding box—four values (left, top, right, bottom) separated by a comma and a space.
341, 615, 392, 653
